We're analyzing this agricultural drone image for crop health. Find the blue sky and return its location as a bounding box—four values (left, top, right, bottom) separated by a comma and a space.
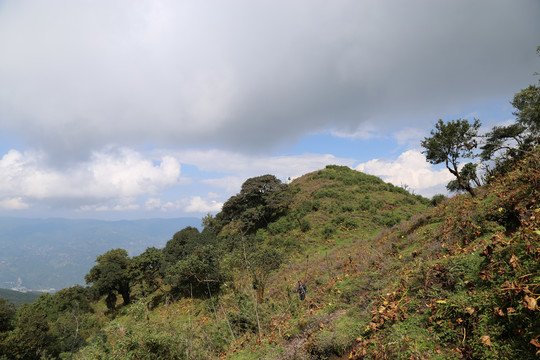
0, 1, 538, 220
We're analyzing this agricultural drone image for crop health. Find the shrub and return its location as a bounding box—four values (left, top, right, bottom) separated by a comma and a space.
322, 224, 336, 239
268, 217, 294, 235
430, 194, 447, 206
300, 218, 311, 232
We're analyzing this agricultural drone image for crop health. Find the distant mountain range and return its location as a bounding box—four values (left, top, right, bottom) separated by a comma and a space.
0, 217, 200, 291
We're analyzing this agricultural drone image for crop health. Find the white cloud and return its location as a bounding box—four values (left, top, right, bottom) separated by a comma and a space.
184, 196, 223, 213
0, 145, 359, 214
0, 197, 29, 210
172, 149, 355, 183
87, 148, 181, 198
0, 147, 181, 209
144, 197, 178, 212
356, 150, 453, 196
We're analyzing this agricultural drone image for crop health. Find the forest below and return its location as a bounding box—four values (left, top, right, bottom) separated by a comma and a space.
0, 53, 539, 360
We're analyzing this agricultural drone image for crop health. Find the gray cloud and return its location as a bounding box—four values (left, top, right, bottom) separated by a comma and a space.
0, 0, 539, 163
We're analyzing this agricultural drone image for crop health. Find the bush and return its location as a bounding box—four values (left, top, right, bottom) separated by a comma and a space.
300, 218, 311, 232
268, 217, 294, 235
359, 198, 372, 211
322, 224, 336, 239
376, 212, 402, 227
430, 194, 447, 206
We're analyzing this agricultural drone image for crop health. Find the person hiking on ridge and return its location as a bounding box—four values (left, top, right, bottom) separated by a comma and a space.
295, 280, 307, 300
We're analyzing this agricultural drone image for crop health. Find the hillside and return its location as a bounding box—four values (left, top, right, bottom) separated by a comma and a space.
0, 150, 538, 359
0, 289, 40, 306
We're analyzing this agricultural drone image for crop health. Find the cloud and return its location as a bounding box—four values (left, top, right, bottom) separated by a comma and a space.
144, 197, 178, 212
0, 145, 355, 213
0, 197, 29, 210
184, 196, 223, 213
0, 1, 538, 161
355, 150, 454, 196
0, 147, 181, 209
173, 149, 355, 180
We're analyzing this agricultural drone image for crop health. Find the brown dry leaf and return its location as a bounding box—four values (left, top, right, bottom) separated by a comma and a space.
491, 232, 504, 244
465, 307, 475, 315
530, 338, 540, 348
526, 240, 535, 254
481, 335, 492, 347
479, 270, 492, 281
509, 254, 519, 269
507, 307, 516, 314
523, 295, 538, 311
493, 307, 505, 317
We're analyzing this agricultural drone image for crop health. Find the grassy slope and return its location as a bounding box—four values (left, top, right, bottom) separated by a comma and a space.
75, 155, 539, 359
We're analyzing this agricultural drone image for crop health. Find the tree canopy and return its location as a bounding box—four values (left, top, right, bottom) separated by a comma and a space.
421, 118, 481, 196
217, 174, 290, 234
85, 248, 132, 310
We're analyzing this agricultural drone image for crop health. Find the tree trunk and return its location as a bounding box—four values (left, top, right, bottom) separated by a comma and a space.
119, 284, 131, 305
447, 161, 475, 197
257, 286, 264, 303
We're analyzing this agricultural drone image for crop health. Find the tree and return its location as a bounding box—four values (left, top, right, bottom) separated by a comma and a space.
130, 247, 164, 296
480, 123, 527, 162
85, 248, 132, 310
421, 118, 481, 197
245, 246, 284, 303
512, 46, 540, 140
481, 89, 540, 165
33, 286, 93, 318
0, 305, 57, 359
481, 47, 540, 169
31, 286, 94, 356
512, 84, 540, 138
0, 299, 15, 333
217, 174, 289, 234
445, 162, 481, 193
162, 226, 200, 266
164, 245, 226, 298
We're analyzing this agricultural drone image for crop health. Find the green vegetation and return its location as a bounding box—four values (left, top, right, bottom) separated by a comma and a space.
422, 118, 481, 197
1, 150, 538, 358
1, 50, 539, 360
0, 289, 41, 307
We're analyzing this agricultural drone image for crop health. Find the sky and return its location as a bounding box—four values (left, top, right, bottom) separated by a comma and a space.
0, 0, 539, 221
